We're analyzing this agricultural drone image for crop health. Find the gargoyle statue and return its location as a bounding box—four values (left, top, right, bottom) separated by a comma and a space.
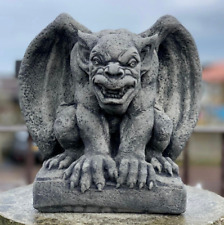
19, 14, 201, 193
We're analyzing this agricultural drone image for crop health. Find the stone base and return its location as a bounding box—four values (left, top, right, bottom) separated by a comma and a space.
33, 167, 186, 214
1, 185, 224, 225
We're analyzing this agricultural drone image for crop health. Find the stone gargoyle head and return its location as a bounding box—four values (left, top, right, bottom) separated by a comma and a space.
75, 30, 158, 114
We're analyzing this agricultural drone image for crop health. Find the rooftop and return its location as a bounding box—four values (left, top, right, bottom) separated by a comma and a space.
203, 61, 224, 83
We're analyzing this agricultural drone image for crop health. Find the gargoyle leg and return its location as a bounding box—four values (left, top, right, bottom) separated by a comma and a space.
115, 108, 155, 188
146, 108, 179, 175
45, 104, 82, 170
119, 108, 154, 158
148, 108, 173, 155
76, 104, 110, 154
64, 104, 117, 192
54, 105, 81, 151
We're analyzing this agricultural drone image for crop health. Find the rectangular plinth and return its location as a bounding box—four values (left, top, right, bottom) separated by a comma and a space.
33, 167, 186, 214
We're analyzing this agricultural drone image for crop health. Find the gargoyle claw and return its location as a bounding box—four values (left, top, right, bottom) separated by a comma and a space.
44, 152, 76, 170
139, 182, 144, 189
97, 183, 103, 191
166, 157, 179, 175
151, 155, 178, 176
81, 184, 88, 193
70, 181, 75, 189
151, 157, 162, 173
149, 181, 154, 190
116, 156, 156, 189
59, 156, 73, 169
64, 154, 117, 192
147, 163, 156, 189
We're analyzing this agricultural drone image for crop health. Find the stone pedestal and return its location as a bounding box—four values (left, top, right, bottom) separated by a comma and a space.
33, 167, 186, 214
0, 185, 224, 225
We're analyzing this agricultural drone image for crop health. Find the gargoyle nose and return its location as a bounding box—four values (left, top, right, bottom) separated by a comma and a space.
104, 63, 124, 77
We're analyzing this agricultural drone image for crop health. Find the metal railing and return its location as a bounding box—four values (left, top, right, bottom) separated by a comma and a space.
183, 125, 224, 196
0, 125, 34, 184
1, 124, 224, 196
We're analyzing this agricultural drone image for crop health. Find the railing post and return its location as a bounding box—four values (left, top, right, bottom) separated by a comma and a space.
221, 134, 224, 196
25, 134, 34, 184
0, 147, 2, 163
183, 141, 189, 185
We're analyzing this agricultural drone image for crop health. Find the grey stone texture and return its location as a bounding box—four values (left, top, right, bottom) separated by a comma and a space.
0, 185, 224, 225
18, 13, 201, 213
33, 167, 186, 213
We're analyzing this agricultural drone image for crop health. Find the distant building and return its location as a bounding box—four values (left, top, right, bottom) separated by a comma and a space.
198, 61, 224, 126
185, 61, 224, 168
0, 61, 25, 160
0, 77, 22, 125
0, 60, 22, 125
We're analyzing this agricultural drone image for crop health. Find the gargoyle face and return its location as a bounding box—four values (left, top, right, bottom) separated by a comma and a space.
77, 30, 157, 115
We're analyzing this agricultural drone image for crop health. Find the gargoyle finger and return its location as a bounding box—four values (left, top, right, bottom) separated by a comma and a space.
151, 157, 162, 173
116, 159, 128, 188
158, 157, 173, 176
166, 157, 179, 175
92, 158, 105, 191
48, 158, 59, 170
147, 164, 156, 190
104, 158, 118, 180
63, 157, 83, 179
126, 160, 138, 188
138, 162, 148, 189
46, 153, 66, 169
69, 162, 82, 188
80, 159, 92, 193
58, 156, 73, 169
44, 156, 58, 169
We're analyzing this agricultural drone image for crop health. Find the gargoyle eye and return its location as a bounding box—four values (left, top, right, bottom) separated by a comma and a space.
92, 56, 102, 66
128, 58, 138, 68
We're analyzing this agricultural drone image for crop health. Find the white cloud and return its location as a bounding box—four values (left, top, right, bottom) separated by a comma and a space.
169, 0, 220, 8
0, 0, 224, 76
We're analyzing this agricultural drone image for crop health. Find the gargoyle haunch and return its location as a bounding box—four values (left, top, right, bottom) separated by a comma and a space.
19, 14, 201, 193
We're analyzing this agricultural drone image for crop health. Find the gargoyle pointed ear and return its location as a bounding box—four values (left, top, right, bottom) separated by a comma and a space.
78, 30, 98, 49
136, 34, 158, 52
135, 34, 158, 75
76, 31, 98, 74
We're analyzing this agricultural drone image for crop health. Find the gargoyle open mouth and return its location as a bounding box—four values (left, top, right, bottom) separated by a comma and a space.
92, 74, 138, 106
96, 84, 134, 99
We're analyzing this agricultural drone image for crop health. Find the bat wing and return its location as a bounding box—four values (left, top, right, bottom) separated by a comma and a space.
19, 13, 91, 159
140, 15, 202, 160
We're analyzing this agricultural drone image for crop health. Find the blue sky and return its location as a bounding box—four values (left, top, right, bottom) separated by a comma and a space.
0, 0, 224, 77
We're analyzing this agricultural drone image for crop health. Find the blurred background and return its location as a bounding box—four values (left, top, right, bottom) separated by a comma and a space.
1, 0, 224, 195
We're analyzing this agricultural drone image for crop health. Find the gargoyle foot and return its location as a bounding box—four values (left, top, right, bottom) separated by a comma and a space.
115, 156, 156, 189
151, 156, 179, 176
44, 151, 77, 170
63, 154, 117, 193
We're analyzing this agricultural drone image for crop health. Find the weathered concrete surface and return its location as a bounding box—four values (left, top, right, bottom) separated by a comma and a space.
33, 167, 186, 214
0, 185, 224, 225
